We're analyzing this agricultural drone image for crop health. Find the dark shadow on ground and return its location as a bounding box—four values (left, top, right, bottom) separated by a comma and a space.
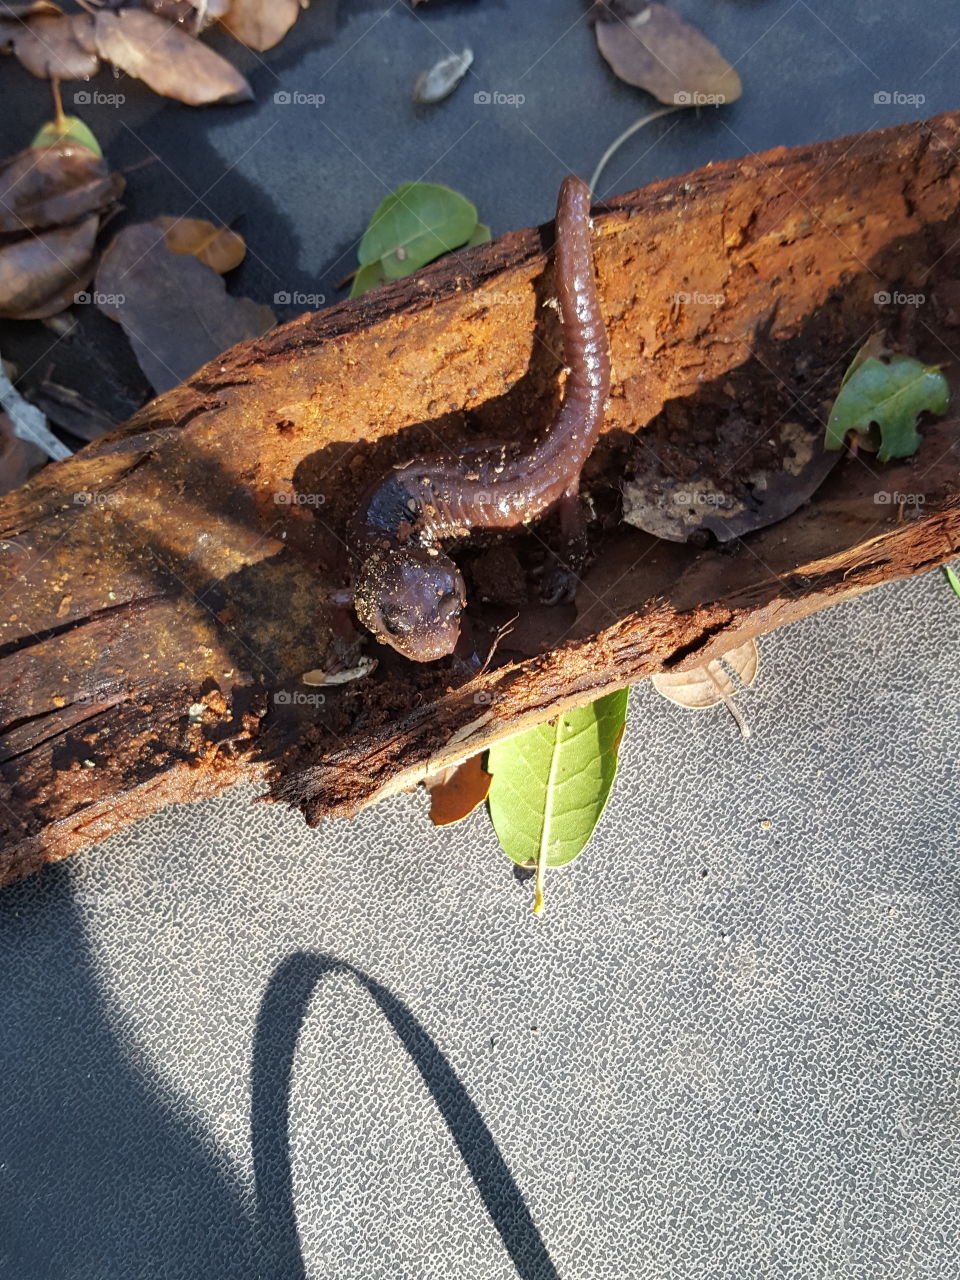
0, 872, 559, 1279
252, 951, 561, 1280
0, 865, 266, 1279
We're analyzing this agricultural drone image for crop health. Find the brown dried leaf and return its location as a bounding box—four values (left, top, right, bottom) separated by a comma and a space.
219, 0, 305, 51
652, 639, 758, 737
0, 3, 63, 16
0, 141, 123, 233
93, 9, 253, 105
595, 2, 741, 106
154, 216, 246, 274
622, 420, 841, 544
653, 640, 758, 708
427, 752, 492, 826
0, 11, 98, 79
0, 213, 98, 319
95, 222, 274, 393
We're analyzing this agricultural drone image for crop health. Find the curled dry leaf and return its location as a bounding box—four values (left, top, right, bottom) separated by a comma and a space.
594, 1, 741, 106
154, 216, 246, 274
93, 9, 253, 105
0, 213, 99, 319
219, 0, 306, 52
0, 0, 255, 88
0, 2, 63, 15
0, 142, 122, 233
0, 132, 122, 320
652, 638, 758, 737
427, 753, 492, 826
95, 222, 274, 393
413, 47, 474, 104
0, 11, 98, 80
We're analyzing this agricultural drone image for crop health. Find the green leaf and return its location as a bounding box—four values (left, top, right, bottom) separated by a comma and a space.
466, 222, 492, 247
31, 115, 102, 158
357, 181, 478, 280
349, 260, 388, 298
838, 331, 887, 389
825, 353, 950, 462
487, 688, 629, 914
944, 564, 960, 599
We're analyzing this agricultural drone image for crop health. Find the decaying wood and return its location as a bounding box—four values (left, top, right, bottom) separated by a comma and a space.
2, 111, 960, 884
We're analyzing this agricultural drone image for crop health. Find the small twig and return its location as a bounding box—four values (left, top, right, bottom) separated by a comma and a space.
589, 106, 681, 196
0, 356, 72, 462
706, 659, 751, 738
120, 156, 160, 176
50, 77, 65, 130
718, 690, 750, 738
477, 612, 518, 677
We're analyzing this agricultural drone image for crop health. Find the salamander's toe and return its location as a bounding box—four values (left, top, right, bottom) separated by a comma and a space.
539, 563, 579, 606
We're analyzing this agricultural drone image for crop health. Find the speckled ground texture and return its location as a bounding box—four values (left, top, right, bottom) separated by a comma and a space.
2, 1, 960, 1277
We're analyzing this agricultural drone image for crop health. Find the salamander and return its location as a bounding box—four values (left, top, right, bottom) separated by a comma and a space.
348, 173, 610, 662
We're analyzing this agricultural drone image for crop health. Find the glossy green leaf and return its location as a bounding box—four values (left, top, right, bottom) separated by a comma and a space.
349, 260, 388, 298
825, 352, 950, 462
357, 181, 478, 279
31, 115, 102, 157
487, 688, 629, 914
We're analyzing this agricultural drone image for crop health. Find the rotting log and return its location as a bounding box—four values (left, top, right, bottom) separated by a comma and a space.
3, 111, 960, 884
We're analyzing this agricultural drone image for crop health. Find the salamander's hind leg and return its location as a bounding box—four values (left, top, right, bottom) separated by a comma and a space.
537, 481, 590, 606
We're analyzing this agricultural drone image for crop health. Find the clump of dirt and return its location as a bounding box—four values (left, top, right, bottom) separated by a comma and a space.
466, 544, 528, 606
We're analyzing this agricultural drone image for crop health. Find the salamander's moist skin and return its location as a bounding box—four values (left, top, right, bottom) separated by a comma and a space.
350, 173, 611, 662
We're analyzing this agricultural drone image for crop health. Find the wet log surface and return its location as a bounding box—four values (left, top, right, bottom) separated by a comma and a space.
2, 111, 960, 884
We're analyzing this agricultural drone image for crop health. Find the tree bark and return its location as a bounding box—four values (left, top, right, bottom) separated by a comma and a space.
3, 111, 960, 884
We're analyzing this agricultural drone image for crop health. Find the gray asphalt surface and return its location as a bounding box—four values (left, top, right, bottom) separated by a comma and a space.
1, 3, 959, 1277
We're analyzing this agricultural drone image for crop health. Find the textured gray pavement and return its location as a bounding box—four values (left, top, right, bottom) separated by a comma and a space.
1, 1, 959, 1277
2, 572, 958, 1278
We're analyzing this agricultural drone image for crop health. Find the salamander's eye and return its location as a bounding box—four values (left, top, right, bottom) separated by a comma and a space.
436, 590, 461, 621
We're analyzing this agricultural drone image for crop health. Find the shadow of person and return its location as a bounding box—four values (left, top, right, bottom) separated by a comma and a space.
0, 871, 560, 1279
252, 951, 561, 1280
0, 865, 271, 1280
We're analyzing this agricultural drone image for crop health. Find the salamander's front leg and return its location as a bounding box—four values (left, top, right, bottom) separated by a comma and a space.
538, 480, 590, 606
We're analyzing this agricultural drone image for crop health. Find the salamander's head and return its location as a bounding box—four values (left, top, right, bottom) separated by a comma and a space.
353, 546, 466, 662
